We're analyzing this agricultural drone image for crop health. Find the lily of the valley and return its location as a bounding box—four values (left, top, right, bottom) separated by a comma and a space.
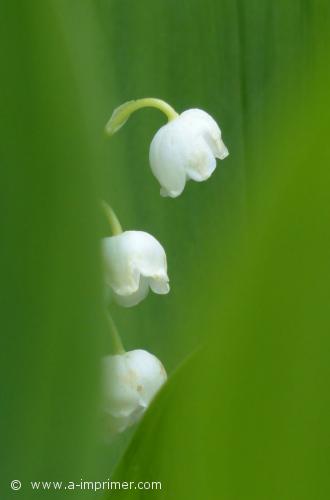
103, 349, 167, 434
101, 201, 170, 307
150, 108, 229, 197
102, 231, 169, 307
105, 98, 229, 198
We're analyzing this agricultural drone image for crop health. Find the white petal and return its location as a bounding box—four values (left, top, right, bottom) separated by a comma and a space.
149, 274, 170, 294
103, 354, 140, 418
184, 136, 217, 182
214, 138, 229, 160
123, 349, 167, 407
180, 108, 228, 162
150, 121, 187, 198
113, 276, 149, 307
102, 236, 139, 295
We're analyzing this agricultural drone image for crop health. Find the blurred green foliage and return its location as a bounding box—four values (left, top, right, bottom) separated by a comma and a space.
0, 1, 106, 497
113, 52, 330, 500
1, 1, 329, 499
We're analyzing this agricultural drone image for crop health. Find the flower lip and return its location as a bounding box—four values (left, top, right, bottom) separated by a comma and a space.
149, 273, 170, 294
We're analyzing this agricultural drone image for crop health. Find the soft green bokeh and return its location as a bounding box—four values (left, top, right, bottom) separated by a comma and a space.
1, 1, 329, 499
112, 58, 330, 500
1, 1, 106, 497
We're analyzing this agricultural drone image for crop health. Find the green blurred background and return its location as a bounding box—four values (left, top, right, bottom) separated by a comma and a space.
1, 1, 329, 499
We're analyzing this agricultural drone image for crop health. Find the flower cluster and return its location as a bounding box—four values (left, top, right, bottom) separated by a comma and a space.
102, 98, 228, 435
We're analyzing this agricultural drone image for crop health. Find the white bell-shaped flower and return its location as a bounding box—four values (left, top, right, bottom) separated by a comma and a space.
103, 349, 167, 434
102, 230, 169, 307
149, 108, 229, 198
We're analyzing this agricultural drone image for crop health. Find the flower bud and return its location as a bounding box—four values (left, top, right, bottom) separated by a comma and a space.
103, 349, 167, 434
149, 108, 229, 197
102, 230, 169, 307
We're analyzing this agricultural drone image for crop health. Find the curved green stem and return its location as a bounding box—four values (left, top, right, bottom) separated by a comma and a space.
101, 200, 123, 236
106, 312, 125, 355
105, 98, 179, 136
